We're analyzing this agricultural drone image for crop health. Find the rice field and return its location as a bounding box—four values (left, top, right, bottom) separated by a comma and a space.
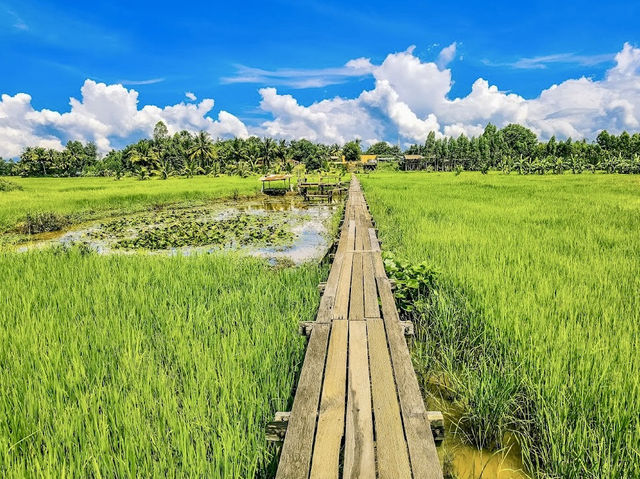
0, 176, 331, 477
0, 175, 261, 233
360, 171, 640, 478
0, 249, 323, 477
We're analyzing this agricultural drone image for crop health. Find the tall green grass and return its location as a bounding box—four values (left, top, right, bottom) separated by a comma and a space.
0, 249, 321, 477
361, 172, 640, 478
0, 176, 261, 232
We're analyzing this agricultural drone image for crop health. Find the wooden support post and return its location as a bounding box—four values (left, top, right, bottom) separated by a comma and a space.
266, 412, 291, 442
400, 320, 414, 337
427, 411, 445, 446
298, 321, 315, 337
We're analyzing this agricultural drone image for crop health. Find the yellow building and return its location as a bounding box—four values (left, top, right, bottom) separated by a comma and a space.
359, 154, 377, 163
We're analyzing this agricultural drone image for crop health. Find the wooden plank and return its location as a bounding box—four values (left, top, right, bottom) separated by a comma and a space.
362, 251, 380, 319
276, 323, 330, 479
309, 320, 348, 478
376, 278, 443, 478
333, 252, 353, 320
377, 276, 400, 324
344, 321, 376, 479
333, 221, 356, 320
367, 319, 412, 479
316, 253, 344, 323
349, 251, 364, 320
368, 228, 386, 278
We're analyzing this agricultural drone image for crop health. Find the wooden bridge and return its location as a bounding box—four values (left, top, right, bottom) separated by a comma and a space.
272, 177, 443, 479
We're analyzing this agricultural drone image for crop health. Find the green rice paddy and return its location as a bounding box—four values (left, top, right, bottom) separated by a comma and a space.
0, 175, 261, 233
361, 171, 640, 478
0, 176, 326, 477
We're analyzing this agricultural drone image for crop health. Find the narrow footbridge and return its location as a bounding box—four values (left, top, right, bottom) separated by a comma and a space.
272, 177, 443, 479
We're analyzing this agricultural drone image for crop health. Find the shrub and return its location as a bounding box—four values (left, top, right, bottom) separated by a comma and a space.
0, 179, 22, 192
20, 212, 70, 234
382, 251, 439, 313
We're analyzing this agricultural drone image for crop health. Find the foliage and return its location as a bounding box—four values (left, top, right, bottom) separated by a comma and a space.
88, 209, 295, 250
342, 140, 362, 162
404, 124, 640, 174
9, 120, 640, 178
365, 141, 401, 156
0, 159, 16, 176
382, 251, 438, 312
362, 172, 640, 478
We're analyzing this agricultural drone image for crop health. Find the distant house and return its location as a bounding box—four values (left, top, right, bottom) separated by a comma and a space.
401, 154, 426, 171
359, 154, 378, 170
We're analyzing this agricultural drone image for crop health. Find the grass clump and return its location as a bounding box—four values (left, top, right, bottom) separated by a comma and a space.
19, 211, 70, 234
361, 171, 640, 478
0, 179, 22, 192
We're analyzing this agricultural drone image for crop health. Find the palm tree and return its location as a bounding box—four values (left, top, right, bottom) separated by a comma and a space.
153, 157, 175, 179
246, 142, 261, 172
127, 142, 158, 170
228, 138, 248, 175
182, 157, 203, 178
189, 131, 216, 170
260, 137, 276, 173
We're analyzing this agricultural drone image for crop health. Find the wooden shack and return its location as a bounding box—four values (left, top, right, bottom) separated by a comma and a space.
401, 154, 427, 171
260, 174, 292, 195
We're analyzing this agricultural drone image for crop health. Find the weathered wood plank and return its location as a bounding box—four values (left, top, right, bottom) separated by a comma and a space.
377, 278, 443, 479
309, 320, 348, 478
333, 252, 353, 320
316, 252, 344, 323
376, 276, 400, 324
276, 323, 330, 479
333, 221, 356, 320
368, 228, 386, 278
344, 321, 376, 479
363, 251, 380, 319
349, 251, 364, 320
367, 318, 412, 479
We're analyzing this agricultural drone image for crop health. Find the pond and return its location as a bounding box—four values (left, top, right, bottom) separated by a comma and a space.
20, 196, 339, 265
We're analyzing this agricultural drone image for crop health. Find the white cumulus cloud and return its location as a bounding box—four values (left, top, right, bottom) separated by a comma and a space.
256, 42, 640, 145
437, 42, 457, 69
0, 80, 248, 157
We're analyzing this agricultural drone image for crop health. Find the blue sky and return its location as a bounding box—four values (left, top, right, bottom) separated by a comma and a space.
1, 0, 639, 156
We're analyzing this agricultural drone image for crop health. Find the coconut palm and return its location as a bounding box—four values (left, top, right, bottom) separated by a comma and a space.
153, 157, 176, 180
189, 131, 216, 170
181, 157, 203, 178
260, 137, 276, 173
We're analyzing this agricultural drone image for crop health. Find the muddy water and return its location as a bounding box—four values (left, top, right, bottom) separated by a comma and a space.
429, 396, 530, 479
19, 196, 339, 265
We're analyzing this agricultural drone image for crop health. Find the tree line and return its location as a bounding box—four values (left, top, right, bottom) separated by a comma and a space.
404, 124, 640, 174
1, 121, 640, 178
